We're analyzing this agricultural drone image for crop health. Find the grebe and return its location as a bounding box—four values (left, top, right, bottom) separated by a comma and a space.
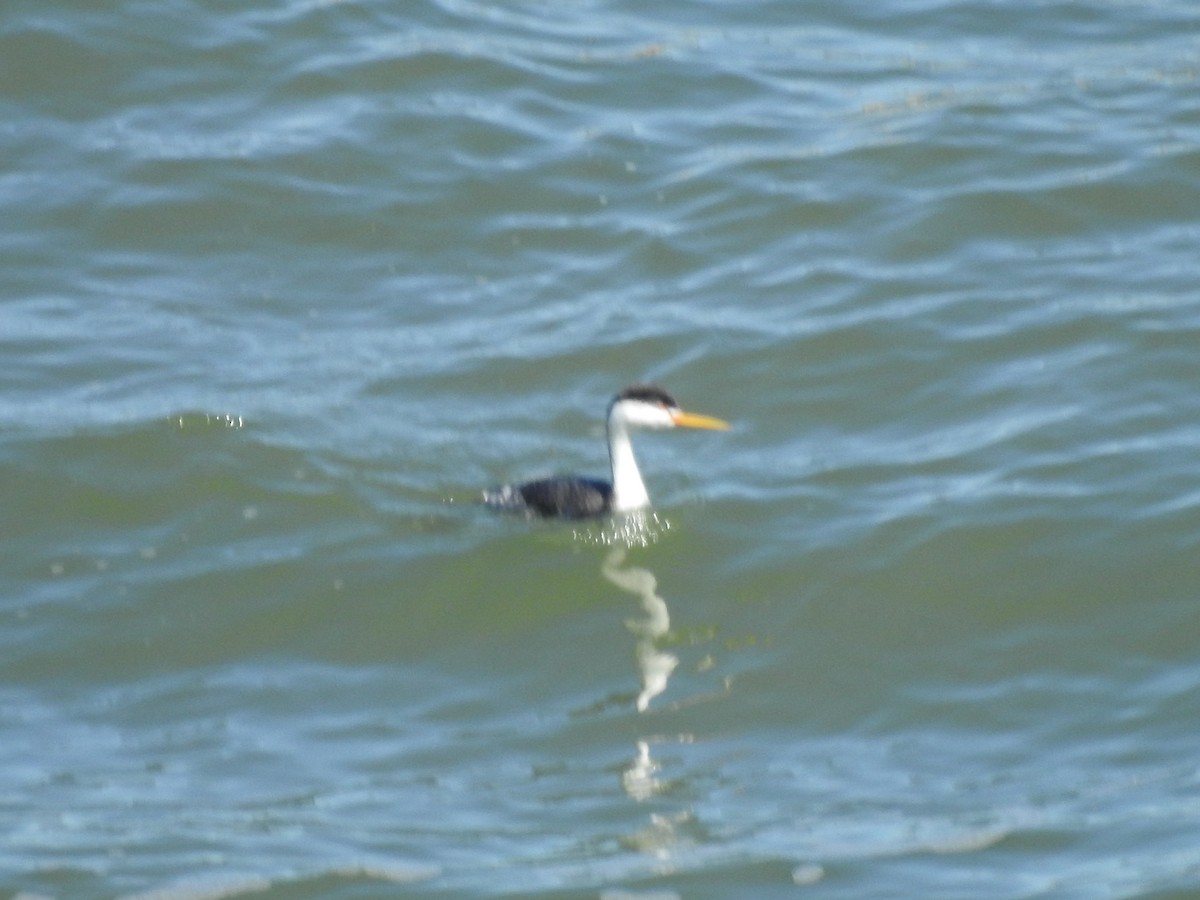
483, 384, 729, 519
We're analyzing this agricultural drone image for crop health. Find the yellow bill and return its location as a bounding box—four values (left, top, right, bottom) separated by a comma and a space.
671, 410, 731, 430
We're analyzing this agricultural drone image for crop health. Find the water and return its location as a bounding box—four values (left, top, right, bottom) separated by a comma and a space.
3, 0, 1200, 896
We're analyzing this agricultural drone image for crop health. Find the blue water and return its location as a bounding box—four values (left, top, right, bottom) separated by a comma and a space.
3, 0, 1200, 897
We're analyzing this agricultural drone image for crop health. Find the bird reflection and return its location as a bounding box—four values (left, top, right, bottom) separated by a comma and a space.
621, 739, 661, 802
601, 546, 678, 713
600, 542, 678, 808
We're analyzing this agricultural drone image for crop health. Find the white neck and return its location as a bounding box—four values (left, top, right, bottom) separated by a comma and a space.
608, 419, 650, 511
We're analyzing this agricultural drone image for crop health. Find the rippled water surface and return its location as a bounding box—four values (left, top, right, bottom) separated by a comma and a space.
4, 0, 1200, 897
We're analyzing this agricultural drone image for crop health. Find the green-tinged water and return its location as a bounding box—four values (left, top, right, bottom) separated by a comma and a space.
3, 1, 1200, 897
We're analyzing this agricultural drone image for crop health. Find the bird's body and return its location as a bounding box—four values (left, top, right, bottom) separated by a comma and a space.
484, 475, 613, 520
483, 384, 728, 520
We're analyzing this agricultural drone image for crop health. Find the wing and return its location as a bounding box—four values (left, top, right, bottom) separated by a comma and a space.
517, 476, 613, 519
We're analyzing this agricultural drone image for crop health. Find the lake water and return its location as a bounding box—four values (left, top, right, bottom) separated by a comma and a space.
3, 1, 1200, 897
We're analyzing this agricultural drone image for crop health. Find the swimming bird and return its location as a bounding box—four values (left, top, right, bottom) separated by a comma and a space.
483, 384, 729, 519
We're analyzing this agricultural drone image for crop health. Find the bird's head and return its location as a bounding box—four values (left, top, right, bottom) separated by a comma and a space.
608, 384, 730, 432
